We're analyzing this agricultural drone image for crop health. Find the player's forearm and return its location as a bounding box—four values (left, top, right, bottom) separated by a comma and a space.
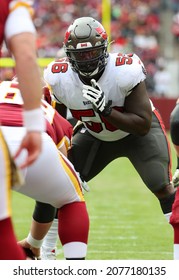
9, 33, 42, 110
105, 109, 151, 136
29, 219, 53, 241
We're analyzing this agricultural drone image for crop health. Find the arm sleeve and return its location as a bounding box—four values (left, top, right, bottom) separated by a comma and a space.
5, 6, 36, 40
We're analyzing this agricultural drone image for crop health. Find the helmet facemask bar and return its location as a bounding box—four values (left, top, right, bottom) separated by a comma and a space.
66, 44, 108, 77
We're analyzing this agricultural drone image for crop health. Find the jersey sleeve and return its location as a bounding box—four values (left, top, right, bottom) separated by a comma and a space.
44, 61, 58, 87
128, 55, 146, 94
52, 111, 73, 151
118, 54, 146, 96
44, 62, 64, 104
41, 97, 73, 149
5, 1, 35, 40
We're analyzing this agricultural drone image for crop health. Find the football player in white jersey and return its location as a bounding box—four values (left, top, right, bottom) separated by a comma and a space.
31, 17, 176, 259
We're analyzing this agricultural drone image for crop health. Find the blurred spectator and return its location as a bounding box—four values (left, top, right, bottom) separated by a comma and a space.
133, 26, 159, 61
145, 61, 157, 96
153, 58, 171, 97
171, 0, 179, 13
172, 11, 179, 42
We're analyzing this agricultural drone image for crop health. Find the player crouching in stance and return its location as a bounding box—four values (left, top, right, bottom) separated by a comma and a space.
170, 99, 179, 260
43, 17, 176, 259
0, 80, 89, 260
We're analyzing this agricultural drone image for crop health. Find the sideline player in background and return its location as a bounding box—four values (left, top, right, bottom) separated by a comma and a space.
169, 100, 179, 260
0, 0, 45, 260
0, 80, 89, 260
42, 17, 176, 258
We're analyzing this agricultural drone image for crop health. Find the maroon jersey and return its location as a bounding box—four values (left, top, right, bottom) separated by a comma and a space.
0, 0, 11, 48
0, 81, 73, 148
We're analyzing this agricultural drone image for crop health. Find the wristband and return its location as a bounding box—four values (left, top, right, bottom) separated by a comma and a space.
23, 108, 46, 132
99, 100, 112, 117
26, 232, 44, 248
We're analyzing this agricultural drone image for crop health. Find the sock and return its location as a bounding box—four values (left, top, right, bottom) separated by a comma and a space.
41, 218, 58, 252
58, 202, 89, 259
0, 217, 25, 260
177, 157, 179, 169
164, 212, 172, 222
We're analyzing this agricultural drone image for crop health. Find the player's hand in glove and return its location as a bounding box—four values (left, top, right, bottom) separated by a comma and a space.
82, 79, 112, 116
172, 168, 179, 188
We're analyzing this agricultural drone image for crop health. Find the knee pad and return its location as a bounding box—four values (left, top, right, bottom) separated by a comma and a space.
33, 201, 57, 223
170, 104, 179, 145
170, 189, 179, 225
159, 191, 176, 214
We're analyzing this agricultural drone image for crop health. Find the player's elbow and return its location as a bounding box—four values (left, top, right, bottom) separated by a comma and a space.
138, 111, 152, 136
139, 120, 151, 136
139, 127, 150, 136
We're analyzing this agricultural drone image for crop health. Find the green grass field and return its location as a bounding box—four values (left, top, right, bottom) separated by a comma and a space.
12, 134, 176, 260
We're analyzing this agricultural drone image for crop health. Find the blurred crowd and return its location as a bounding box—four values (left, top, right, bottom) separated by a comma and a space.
1, 0, 179, 97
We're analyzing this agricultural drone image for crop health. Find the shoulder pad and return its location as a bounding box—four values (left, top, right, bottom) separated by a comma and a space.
44, 58, 70, 86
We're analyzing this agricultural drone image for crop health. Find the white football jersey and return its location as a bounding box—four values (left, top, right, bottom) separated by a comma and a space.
44, 53, 154, 141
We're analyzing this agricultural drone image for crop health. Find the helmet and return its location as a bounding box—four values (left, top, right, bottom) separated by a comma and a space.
63, 17, 109, 77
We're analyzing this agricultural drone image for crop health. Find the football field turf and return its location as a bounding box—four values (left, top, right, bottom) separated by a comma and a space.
12, 134, 176, 260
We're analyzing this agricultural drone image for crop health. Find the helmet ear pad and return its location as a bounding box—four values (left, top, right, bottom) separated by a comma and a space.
63, 17, 108, 77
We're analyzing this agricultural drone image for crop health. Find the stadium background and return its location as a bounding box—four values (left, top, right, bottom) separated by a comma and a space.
1, 0, 179, 259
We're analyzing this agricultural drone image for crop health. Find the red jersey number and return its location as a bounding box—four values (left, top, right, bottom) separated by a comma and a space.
51, 58, 68, 74
71, 109, 119, 133
116, 53, 133, 66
